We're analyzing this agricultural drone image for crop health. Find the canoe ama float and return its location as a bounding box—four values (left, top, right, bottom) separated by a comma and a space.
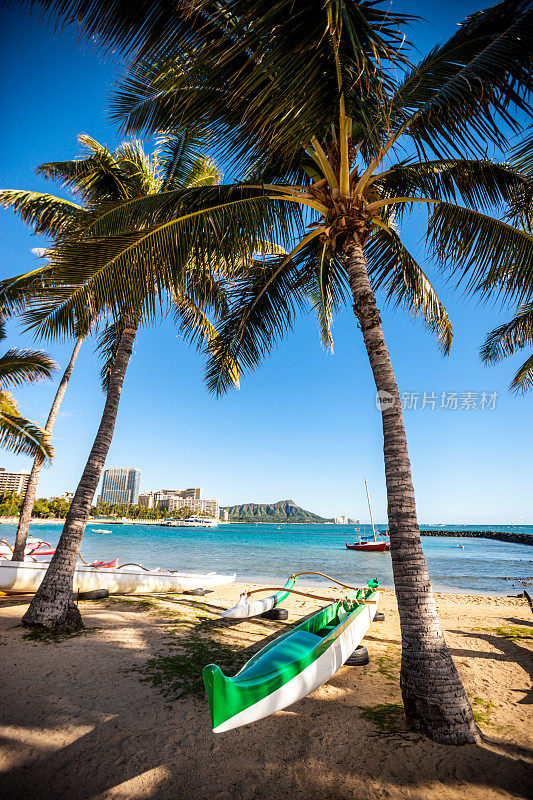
221, 576, 296, 618
0, 560, 235, 594
203, 579, 379, 733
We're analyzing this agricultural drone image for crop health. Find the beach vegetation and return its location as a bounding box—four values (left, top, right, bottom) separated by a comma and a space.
139, 638, 242, 701
470, 696, 495, 726
360, 702, 408, 733
482, 625, 533, 641
10, 0, 533, 744
21, 624, 101, 644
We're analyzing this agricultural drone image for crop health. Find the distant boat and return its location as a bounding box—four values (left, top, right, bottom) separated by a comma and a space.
457, 545, 465, 549
163, 515, 218, 528
346, 479, 390, 552
91, 528, 112, 534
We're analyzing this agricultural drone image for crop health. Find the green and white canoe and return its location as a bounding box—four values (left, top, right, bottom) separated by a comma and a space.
203, 579, 379, 733
220, 576, 296, 618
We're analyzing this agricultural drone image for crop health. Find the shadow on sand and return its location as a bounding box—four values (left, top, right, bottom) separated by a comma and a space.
1, 597, 532, 800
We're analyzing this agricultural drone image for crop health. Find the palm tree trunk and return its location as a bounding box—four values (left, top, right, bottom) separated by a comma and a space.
341, 238, 479, 745
12, 336, 84, 562
22, 324, 137, 631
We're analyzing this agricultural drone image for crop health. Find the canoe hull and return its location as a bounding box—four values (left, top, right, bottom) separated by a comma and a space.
0, 561, 235, 594
204, 588, 378, 733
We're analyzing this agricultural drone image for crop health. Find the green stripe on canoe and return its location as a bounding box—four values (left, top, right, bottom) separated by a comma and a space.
203, 580, 378, 730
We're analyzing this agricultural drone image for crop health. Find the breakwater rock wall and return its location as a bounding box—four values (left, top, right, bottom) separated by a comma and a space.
421, 530, 532, 545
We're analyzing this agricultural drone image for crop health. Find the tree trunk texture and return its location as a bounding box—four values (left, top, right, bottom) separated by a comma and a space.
22, 325, 137, 631
341, 238, 479, 745
12, 336, 84, 562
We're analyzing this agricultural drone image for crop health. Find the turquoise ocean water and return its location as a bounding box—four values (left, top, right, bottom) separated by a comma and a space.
1, 521, 531, 595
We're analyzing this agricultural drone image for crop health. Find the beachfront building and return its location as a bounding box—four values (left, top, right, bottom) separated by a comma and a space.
138, 487, 219, 519
100, 467, 141, 505
0, 467, 30, 495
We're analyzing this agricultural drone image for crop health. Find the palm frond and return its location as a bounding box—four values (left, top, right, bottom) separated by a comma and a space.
374, 159, 527, 214
481, 303, 533, 392
389, 0, 533, 159
428, 202, 533, 305
173, 295, 240, 389
110, 0, 413, 172
0, 391, 54, 461
37, 134, 130, 202
366, 226, 453, 352
0, 189, 84, 235
204, 249, 313, 396
481, 302, 533, 362
95, 320, 124, 393
0, 349, 57, 388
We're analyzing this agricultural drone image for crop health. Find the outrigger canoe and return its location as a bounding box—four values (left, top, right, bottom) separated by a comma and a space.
221, 576, 296, 618
0, 560, 236, 594
203, 579, 379, 733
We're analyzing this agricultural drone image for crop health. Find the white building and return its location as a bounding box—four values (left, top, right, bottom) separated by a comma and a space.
0, 467, 30, 495
138, 487, 219, 519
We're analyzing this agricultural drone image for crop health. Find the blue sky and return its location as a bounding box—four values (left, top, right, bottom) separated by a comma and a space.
0, 2, 531, 524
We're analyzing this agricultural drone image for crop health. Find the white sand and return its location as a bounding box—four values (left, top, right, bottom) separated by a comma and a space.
0, 585, 531, 800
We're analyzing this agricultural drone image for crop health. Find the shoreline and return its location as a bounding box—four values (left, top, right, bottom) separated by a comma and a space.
1, 583, 531, 799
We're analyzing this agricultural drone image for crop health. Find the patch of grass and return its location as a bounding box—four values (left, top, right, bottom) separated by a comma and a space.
492, 626, 533, 641
360, 703, 408, 733
375, 649, 399, 682
105, 596, 161, 611
22, 625, 100, 644
474, 625, 533, 641
470, 696, 495, 726
139, 638, 242, 700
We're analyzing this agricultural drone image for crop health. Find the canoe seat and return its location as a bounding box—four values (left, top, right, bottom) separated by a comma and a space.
234, 630, 323, 680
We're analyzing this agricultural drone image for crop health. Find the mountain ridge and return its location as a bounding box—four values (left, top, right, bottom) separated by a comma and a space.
221, 499, 329, 523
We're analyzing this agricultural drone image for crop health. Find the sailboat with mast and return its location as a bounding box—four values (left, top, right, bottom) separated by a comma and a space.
346, 479, 390, 552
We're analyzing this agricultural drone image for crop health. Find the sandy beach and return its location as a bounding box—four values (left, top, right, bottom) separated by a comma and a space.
0, 584, 531, 800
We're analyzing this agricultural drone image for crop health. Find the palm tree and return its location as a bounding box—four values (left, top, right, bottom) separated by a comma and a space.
20, 0, 533, 743
0, 321, 56, 461
11, 132, 253, 631
1, 188, 90, 561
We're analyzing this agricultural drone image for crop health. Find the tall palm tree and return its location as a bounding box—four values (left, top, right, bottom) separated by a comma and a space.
19, 0, 533, 743
10, 132, 258, 631
1, 188, 90, 561
0, 321, 56, 461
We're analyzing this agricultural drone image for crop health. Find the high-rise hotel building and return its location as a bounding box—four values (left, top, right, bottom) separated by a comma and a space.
100, 468, 140, 505
0, 467, 30, 495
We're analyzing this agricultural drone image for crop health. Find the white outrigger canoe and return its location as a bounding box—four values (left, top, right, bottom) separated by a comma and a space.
204, 579, 379, 733
0, 560, 235, 595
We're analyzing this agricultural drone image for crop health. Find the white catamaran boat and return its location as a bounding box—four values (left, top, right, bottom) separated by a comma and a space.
0, 560, 235, 595
163, 515, 219, 528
